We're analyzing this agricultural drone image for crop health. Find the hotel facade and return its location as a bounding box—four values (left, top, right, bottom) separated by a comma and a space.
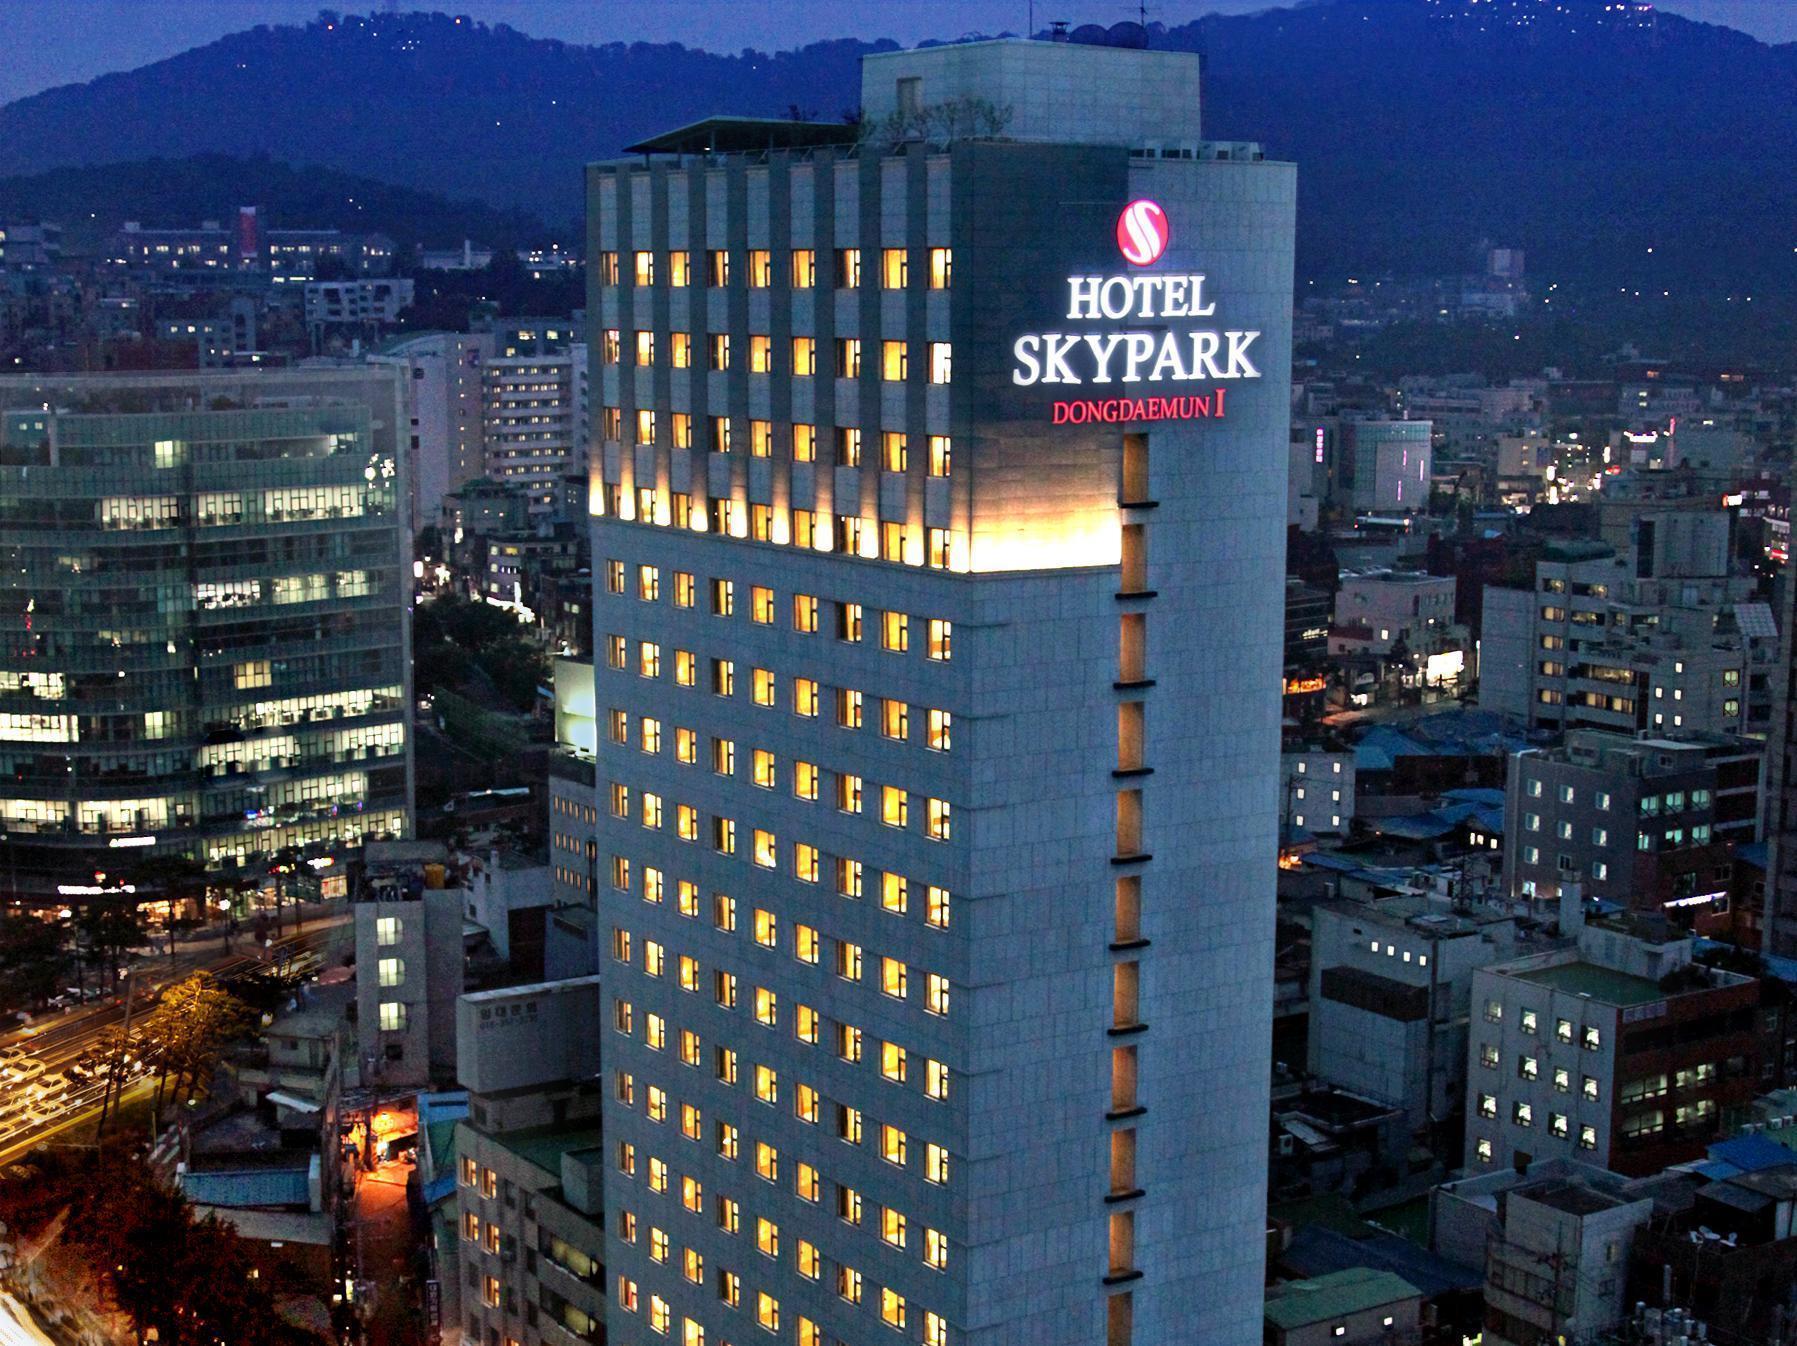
586, 39, 1295, 1346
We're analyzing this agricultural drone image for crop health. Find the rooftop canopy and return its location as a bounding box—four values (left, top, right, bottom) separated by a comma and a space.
624, 116, 861, 156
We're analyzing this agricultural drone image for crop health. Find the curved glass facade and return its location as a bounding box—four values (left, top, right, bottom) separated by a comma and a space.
0, 370, 413, 902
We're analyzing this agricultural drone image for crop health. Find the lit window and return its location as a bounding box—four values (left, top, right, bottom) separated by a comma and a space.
881, 956, 909, 1000
378, 1001, 406, 1031
927, 708, 952, 751
376, 957, 404, 987
882, 785, 909, 829
927, 797, 951, 841
929, 342, 952, 384
928, 618, 952, 660
838, 941, 864, 982
791, 249, 816, 287
881, 871, 909, 914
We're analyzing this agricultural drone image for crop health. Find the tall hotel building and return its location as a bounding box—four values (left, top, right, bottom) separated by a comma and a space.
0, 369, 413, 902
587, 38, 1294, 1346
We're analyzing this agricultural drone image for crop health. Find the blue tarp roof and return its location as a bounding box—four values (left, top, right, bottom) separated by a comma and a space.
180, 1167, 311, 1209
1282, 1225, 1481, 1298
1354, 710, 1534, 772
1369, 798, 1505, 841
1708, 1133, 1797, 1174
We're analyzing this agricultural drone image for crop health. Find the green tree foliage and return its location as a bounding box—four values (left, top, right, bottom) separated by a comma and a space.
4, 1151, 326, 1346
138, 972, 253, 1108
0, 915, 68, 1011
74, 895, 148, 989
414, 594, 547, 713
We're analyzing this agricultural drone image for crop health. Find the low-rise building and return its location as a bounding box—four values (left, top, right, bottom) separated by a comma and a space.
1333, 569, 1457, 658
1479, 528, 1775, 739
1263, 1268, 1424, 1346
304, 277, 416, 329
1505, 730, 1764, 917
1464, 913, 1761, 1177
1430, 1160, 1653, 1346
452, 977, 605, 1346
354, 842, 466, 1088
1282, 747, 1356, 838
1309, 895, 1520, 1135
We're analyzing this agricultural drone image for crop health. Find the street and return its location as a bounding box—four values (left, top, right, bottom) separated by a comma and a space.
0, 908, 352, 1165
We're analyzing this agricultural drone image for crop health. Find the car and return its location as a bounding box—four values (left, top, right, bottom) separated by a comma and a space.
6, 1059, 45, 1085
0, 1045, 27, 1067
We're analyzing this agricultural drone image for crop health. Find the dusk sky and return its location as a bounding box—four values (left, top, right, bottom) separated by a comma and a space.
0, 0, 1791, 107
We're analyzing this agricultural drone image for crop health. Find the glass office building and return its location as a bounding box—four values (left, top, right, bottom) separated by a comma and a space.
0, 368, 414, 904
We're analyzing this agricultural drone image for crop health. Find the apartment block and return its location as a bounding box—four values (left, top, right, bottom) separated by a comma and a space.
1464, 916, 1759, 1177
1504, 730, 1764, 916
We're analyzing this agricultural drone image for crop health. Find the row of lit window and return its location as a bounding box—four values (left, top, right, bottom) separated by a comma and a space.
604, 775, 952, 859
1478, 1046, 1603, 1099
610, 714, 950, 802
552, 795, 598, 824
616, 993, 948, 1101
597, 246, 952, 292
614, 1197, 948, 1335
602, 417, 953, 476
599, 488, 961, 571
615, 701, 950, 765
613, 1148, 949, 1340
553, 864, 593, 893
605, 569, 952, 653
1476, 1095, 1599, 1142
602, 332, 951, 383
1482, 1002, 1603, 1050
610, 924, 950, 1016
618, 1274, 949, 1346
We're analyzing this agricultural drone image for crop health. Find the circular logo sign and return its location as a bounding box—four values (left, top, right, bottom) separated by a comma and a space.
1116, 199, 1170, 267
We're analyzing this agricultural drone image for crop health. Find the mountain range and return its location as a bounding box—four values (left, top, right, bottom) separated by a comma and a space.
0, 1, 1791, 291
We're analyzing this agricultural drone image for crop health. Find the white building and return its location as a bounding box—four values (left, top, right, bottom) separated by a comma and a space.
1332, 569, 1456, 656
587, 35, 1294, 1346
483, 328, 590, 519
1281, 748, 1354, 836
353, 863, 464, 1089
372, 330, 492, 535
304, 277, 416, 328
1478, 529, 1773, 738
1308, 896, 1519, 1133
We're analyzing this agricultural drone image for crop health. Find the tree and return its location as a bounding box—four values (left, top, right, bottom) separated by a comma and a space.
0, 914, 68, 1011
138, 971, 252, 1112
123, 853, 209, 963
75, 895, 148, 989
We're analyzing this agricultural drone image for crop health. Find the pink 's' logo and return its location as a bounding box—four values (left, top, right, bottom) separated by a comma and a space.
1115, 199, 1170, 266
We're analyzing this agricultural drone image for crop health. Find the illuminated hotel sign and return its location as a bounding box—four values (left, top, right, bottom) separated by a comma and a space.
1015, 202, 1263, 422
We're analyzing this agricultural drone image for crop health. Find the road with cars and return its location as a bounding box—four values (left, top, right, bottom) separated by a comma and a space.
0, 913, 350, 1164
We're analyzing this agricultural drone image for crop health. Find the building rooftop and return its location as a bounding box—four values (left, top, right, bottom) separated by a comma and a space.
484, 1119, 605, 1179
1264, 1267, 1422, 1330
623, 116, 861, 156
1516, 1179, 1632, 1218
1506, 959, 1665, 1007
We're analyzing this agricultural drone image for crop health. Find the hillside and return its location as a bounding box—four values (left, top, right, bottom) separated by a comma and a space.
0, 2, 1792, 290
0, 154, 555, 252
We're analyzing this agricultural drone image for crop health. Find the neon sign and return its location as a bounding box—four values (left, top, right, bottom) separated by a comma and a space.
1284, 675, 1327, 695
1115, 200, 1170, 267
